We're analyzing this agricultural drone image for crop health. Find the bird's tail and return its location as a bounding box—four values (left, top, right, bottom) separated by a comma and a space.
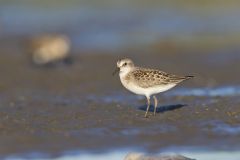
171, 75, 194, 83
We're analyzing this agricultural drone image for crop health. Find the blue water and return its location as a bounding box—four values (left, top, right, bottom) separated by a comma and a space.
87, 86, 240, 105
1, 3, 240, 50
201, 120, 240, 136
167, 86, 240, 97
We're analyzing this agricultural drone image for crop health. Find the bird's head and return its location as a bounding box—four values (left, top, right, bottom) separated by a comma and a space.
113, 58, 135, 76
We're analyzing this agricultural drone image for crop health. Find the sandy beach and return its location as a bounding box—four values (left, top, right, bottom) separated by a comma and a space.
0, 40, 239, 159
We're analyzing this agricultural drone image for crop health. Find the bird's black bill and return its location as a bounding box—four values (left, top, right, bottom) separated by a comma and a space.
112, 67, 120, 76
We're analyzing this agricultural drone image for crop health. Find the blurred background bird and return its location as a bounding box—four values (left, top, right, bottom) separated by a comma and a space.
28, 34, 71, 66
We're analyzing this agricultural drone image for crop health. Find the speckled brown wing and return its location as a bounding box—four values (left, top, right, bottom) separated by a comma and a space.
130, 68, 190, 88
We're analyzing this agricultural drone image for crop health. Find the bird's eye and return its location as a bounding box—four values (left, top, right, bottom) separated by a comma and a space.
123, 62, 127, 66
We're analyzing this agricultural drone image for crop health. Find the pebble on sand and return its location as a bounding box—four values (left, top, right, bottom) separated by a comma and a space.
124, 153, 195, 160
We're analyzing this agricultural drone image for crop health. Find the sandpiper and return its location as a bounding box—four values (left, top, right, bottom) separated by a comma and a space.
28, 34, 71, 65
113, 58, 194, 118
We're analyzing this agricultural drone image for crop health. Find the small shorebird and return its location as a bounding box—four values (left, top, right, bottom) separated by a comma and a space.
113, 58, 194, 118
28, 34, 71, 65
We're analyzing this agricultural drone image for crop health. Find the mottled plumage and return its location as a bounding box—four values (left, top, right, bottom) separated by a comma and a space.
128, 67, 192, 88
114, 58, 194, 118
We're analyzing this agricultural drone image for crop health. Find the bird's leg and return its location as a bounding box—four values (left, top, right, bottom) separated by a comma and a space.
144, 96, 151, 118
153, 95, 158, 116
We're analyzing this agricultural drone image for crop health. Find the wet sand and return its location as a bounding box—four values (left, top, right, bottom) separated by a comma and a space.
0, 40, 240, 159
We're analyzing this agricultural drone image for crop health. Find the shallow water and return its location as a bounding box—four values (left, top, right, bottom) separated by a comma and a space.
167, 86, 240, 97
87, 86, 240, 105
